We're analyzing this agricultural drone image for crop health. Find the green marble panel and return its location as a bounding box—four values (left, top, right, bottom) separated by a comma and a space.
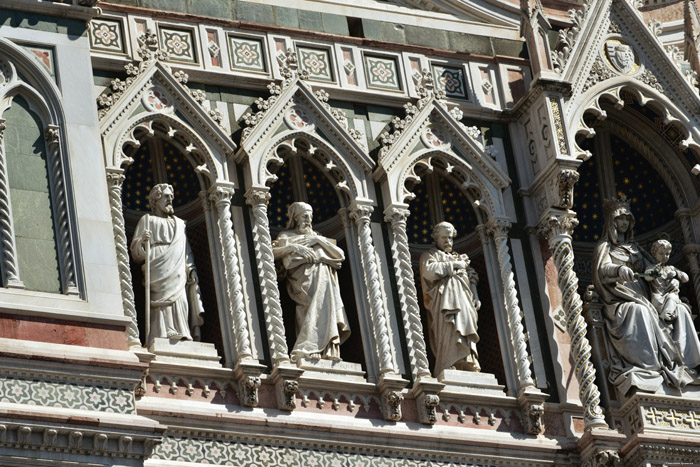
188, 0, 233, 20
15, 237, 60, 293
298, 9, 323, 32
322, 13, 348, 36
274, 6, 299, 29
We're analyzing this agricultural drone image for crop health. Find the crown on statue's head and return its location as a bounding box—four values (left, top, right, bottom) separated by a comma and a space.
603, 194, 632, 218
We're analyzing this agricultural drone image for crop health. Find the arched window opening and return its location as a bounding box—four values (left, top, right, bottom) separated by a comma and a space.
122, 136, 224, 357
267, 142, 366, 369
3, 95, 60, 293
406, 170, 506, 388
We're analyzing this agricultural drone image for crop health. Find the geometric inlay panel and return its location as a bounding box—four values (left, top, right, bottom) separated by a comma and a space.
152, 435, 496, 466
297, 46, 334, 82
89, 18, 125, 54
229, 36, 266, 73
160, 27, 197, 63
364, 54, 401, 91
19, 44, 56, 80
432, 64, 467, 99
0, 376, 135, 413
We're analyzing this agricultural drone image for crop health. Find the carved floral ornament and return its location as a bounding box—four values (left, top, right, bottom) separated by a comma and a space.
604, 40, 638, 75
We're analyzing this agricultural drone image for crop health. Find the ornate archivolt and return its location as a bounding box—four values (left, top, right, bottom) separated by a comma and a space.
0, 38, 81, 297
375, 74, 546, 430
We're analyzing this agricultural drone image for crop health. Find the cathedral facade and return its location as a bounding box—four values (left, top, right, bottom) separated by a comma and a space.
1, 0, 700, 465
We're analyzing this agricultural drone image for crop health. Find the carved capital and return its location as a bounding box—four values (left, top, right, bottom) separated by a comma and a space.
209, 186, 234, 207
537, 212, 578, 240
349, 203, 374, 224
245, 187, 272, 207
556, 169, 579, 210
486, 218, 512, 238
384, 206, 410, 227
106, 171, 126, 189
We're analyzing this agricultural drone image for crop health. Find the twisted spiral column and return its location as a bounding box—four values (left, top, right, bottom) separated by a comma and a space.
210, 186, 253, 360
45, 126, 78, 295
486, 218, 536, 391
384, 206, 430, 378
106, 170, 140, 346
0, 119, 22, 288
245, 187, 290, 365
538, 212, 607, 430
349, 203, 395, 375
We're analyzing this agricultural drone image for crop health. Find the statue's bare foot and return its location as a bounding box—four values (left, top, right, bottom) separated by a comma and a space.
166, 331, 182, 339
309, 353, 321, 360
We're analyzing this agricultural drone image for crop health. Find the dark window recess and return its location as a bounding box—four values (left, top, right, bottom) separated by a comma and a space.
348, 17, 364, 38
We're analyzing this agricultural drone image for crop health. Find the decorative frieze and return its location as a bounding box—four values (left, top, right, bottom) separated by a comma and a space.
0, 376, 134, 413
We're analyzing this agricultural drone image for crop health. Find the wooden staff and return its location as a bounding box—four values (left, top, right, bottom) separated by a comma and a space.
144, 225, 151, 347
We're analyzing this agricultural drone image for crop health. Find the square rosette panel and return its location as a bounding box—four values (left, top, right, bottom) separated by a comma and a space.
433, 64, 468, 99
297, 46, 334, 82
364, 55, 401, 91
159, 27, 197, 63
229, 36, 267, 73
89, 19, 125, 54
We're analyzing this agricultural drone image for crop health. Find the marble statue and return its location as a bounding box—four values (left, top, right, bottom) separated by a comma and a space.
130, 183, 204, 346
592, 195, 700, 395
272, 201, 350, 363
420, 221, 481, 374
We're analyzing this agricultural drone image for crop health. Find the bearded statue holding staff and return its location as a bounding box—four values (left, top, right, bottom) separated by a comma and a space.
273, 202, 351, 363
130, 183, 204, 346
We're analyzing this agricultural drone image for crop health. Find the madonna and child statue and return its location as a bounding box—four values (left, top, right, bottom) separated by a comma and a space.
593, 194, 700, 395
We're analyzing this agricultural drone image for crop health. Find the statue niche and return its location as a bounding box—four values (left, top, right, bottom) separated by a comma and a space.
122, 137, 222, 365
592, 195, 700, 395
272, 201, 351, 363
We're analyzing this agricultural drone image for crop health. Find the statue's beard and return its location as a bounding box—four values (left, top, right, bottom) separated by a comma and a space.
298, 223, 312, 234
163, 204, 174, 216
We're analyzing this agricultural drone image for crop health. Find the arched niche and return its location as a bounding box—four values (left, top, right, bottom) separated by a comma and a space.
98, 56, 240, 355
574, 88, 700, 411
235, 77, 397, 382
375, 96, 538, 401
120, 133, 225, 359
403, 157, 506, 387
266, 139, 366, 369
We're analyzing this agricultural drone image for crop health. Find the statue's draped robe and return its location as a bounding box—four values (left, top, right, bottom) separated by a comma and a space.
131, 215, 204, 344
420, 248, 479, 373
593, 240, 700, 394
274, 230, 350, 362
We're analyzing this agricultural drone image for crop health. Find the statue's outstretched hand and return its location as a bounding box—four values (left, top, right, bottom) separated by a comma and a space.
618, 265, 635, 283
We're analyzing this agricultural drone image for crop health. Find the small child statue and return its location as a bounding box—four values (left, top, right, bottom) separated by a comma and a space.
646, 239, 690, 324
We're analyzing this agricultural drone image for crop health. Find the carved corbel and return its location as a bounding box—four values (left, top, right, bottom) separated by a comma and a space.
270, 364, 304, 411
521, 397, 546, 435
18, 426, 31, 444
69, 431, 83, 449
234, 359, 265, 407
43, 429, 58, 448
378, 373, 408, 422
411, 377, 444, 425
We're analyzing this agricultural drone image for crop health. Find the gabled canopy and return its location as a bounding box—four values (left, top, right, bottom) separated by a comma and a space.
236, 75, 373, 202
375, 94, 510, 219
556, 0, 700, 157
99, 53, 236, 184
